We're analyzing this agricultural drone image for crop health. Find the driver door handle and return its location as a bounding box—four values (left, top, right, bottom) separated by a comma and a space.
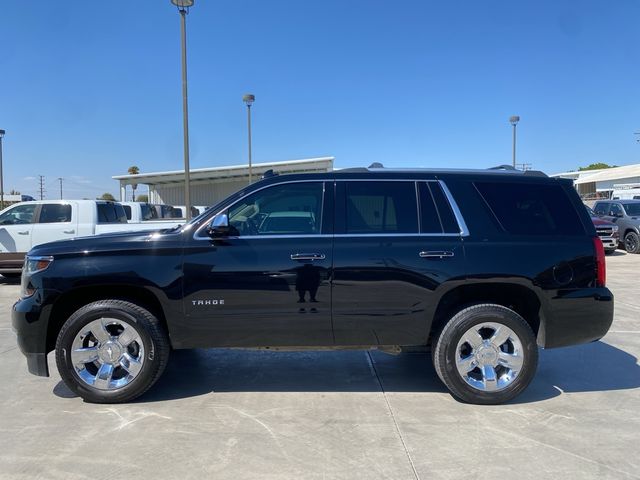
64, 230, 75, 234
290, 253, 326, 261
18, 231, 29, 235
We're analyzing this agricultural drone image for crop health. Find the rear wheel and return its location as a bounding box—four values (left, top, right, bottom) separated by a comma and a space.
432, 304, 538, 405
624, 231, 640, 254
55, 300, 170, 403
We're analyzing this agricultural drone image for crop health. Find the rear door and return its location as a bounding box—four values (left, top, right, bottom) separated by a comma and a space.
30, 203, 77, 247
331, 179, 466, 346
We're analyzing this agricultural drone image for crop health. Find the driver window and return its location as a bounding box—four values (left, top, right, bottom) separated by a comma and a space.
0, 204, 37, 225
610, 204, 623, 216
227, 182, 323, 236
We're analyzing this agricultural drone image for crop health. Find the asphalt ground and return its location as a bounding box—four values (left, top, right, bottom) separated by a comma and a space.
0, 251, 638, 479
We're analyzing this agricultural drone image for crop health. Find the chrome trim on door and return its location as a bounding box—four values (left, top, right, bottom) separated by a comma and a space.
438, 180, 470, 237
419, 250, 454, 258
290, 253, 326, 261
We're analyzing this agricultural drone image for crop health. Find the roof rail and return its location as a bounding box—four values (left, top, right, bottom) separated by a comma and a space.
488, 164, 518, 171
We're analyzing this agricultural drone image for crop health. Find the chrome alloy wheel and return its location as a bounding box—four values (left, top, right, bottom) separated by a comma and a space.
70, 318, 145, 390
455, 322, 524, 392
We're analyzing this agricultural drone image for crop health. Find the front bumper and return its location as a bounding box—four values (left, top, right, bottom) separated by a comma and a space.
539, 287, 614, 349
12, 291, 53, 377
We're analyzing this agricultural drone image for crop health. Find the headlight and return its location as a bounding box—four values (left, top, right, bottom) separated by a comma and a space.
24, 256, 54, 275
21, 256, 53, 298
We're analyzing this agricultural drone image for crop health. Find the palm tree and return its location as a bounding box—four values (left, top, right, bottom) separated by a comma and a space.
127, 166, 140, 201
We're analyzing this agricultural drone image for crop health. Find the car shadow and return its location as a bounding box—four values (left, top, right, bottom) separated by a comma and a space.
53, 340, 639, 404
608, 250, 627, 257
0, 275, 21, 284
127, 340, 639, 404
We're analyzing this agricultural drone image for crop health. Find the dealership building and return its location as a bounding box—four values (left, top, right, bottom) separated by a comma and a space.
551, 163, 640, 199
113, 157, 334, 206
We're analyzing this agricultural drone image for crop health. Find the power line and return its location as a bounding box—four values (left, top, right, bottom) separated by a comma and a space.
38, 175, 45, 200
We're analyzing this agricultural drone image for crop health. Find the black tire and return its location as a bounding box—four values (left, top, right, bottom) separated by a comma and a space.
55, 300, 170, 403
432, 304, 538, 405
624, 231, 640, 254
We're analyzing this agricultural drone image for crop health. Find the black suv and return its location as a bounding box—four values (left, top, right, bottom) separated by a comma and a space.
12, 168, 613, 404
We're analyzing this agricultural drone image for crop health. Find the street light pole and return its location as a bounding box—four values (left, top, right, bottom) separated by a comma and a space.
509, 115, 520, 168
0, 129, 5, 210
243, 94, 255, 184
171, 0, 194, 220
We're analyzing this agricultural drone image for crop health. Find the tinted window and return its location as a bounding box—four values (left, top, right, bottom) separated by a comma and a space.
0, 204, 36, 225
123, 205, 132, 220
140, 204, 157, 221
228, 182, 323, 236
429, 182, 460, 234
38, 204, 72, 223
475, 182, 584, 235
97, 203, 127, 224
609, 204, 623, 216
594, 202, 609, 215
345, 181, 418, 234
623, 203, 640, 216
418, 183, 441, 233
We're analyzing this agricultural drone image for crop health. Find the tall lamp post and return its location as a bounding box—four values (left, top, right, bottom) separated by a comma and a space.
243, 94, 255, 183
509, 115, 520, 168
0, 129, 5, 210
171, 0, 194, 219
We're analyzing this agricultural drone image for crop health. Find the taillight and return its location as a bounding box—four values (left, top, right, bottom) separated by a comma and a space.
593, 236, 606, 287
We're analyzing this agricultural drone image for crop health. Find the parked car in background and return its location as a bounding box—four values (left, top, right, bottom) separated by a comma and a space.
171, 206, 202, 218
13, 167, 613, 405
0, 200, 183, 276
611, 185, 640, 200
585, 206, 619, 254
593, 199, 640, 253
119, 202, 185, 225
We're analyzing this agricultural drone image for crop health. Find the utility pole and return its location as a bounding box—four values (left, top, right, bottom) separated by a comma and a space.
57, 177, 63, 199
38, 175, 45, 200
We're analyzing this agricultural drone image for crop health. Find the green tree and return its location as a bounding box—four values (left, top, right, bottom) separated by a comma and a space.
127, 165, 140, 201
135, 194, 149, 202
98, 192, 116, 201
578, 162, 617, 171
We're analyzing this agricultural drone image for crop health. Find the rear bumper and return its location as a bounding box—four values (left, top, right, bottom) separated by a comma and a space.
539, 287, 614, 349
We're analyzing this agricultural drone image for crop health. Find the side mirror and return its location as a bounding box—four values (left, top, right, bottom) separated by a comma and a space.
207, 213, 230, 237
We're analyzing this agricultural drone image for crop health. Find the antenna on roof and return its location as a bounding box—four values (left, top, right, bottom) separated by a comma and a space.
261, 169, 278, 180
368, 162, 384, 169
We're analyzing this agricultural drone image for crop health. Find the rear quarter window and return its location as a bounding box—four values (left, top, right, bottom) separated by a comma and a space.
475, 182, 585, 236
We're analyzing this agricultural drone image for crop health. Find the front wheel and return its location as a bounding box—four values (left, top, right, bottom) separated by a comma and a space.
624, 231, 640, 254
432, 304, 538, 405
55, 300, 170, 403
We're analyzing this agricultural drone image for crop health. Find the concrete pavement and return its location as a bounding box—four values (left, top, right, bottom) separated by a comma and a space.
0, 252, 638, 479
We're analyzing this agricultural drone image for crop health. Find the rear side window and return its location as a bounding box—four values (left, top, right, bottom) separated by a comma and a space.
141, 204, 158, 221
345, 181, 418, 234
123, 205, 132, 220
475, 182, 584, 236
97, 203, 127, 224
38, 204, 72, 223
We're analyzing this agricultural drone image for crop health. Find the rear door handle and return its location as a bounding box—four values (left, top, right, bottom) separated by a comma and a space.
18, 231, 29, 235
419, 251, 454, 259
290, 253, 326, 261
63, 230, 75, 234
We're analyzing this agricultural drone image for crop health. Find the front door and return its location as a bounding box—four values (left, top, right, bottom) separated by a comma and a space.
180, 180, 334, 348
0, 203, 37, 264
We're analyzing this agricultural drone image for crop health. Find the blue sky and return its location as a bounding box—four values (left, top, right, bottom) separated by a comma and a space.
1, 0, 639, 199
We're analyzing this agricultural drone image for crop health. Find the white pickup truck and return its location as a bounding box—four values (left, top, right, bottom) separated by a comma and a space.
0, 200, 183, 276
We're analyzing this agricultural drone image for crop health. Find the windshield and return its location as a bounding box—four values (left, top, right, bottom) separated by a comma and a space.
585, 206, 596, 216
622, 204, 640, 216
